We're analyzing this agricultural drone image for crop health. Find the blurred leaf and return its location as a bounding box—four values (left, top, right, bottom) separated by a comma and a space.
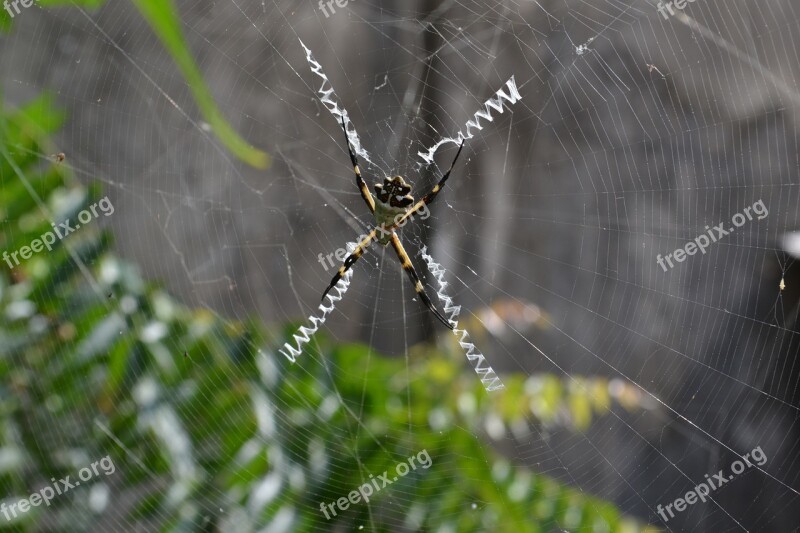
130, 0, 269, 169
1, 1, 269, 169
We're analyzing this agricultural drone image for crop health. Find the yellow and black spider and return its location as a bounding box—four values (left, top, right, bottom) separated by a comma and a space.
320, 117, 465, 330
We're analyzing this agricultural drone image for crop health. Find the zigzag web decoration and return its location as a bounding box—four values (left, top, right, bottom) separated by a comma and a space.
299, 39, 377, 168
418, 76, 522, 166
279, 243, 357, 363
280, 42, 380, 363
420, 247, 505, 392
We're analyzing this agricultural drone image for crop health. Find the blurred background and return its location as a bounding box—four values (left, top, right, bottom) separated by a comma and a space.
1, 0, 799, 531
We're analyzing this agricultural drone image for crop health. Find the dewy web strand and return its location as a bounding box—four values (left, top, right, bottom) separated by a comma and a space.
420, 247, 505, 392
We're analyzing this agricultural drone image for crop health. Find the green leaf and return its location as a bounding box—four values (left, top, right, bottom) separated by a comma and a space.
1, 2, 269, 169
130, 0, 270, 169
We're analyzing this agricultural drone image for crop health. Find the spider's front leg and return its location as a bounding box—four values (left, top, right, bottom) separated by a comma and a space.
321, 229, 377, 301
389, 140, 465, 231
340, 116, 375, 213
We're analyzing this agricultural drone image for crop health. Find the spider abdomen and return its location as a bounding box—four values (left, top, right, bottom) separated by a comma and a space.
374, 201, 409, 245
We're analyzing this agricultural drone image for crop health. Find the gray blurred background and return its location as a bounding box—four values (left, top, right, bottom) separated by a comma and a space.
2, 0, 800, 529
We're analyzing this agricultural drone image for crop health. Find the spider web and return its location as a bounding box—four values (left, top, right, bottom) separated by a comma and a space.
4, 0, 800, 530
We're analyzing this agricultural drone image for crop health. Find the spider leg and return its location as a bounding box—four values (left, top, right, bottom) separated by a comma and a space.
390, 233, 453, 330
341, 116, 375, 213
419, 139, 465, 206
321, 229, 377, 301
390, 140, 465, 229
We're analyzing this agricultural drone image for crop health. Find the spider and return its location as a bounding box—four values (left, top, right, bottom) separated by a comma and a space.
320, 117, 465, 330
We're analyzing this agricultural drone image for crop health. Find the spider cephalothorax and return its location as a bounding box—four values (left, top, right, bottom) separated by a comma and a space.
319, 116, 465, 329
374, 176, 414, 208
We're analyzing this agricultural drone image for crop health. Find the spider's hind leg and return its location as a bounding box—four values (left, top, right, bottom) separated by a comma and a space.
389, 234, 453, 330
321, 229, 377, 301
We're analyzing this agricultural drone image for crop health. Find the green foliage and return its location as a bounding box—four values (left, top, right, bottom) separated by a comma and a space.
0, 96, 656, 531
1, 0, 269, 169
